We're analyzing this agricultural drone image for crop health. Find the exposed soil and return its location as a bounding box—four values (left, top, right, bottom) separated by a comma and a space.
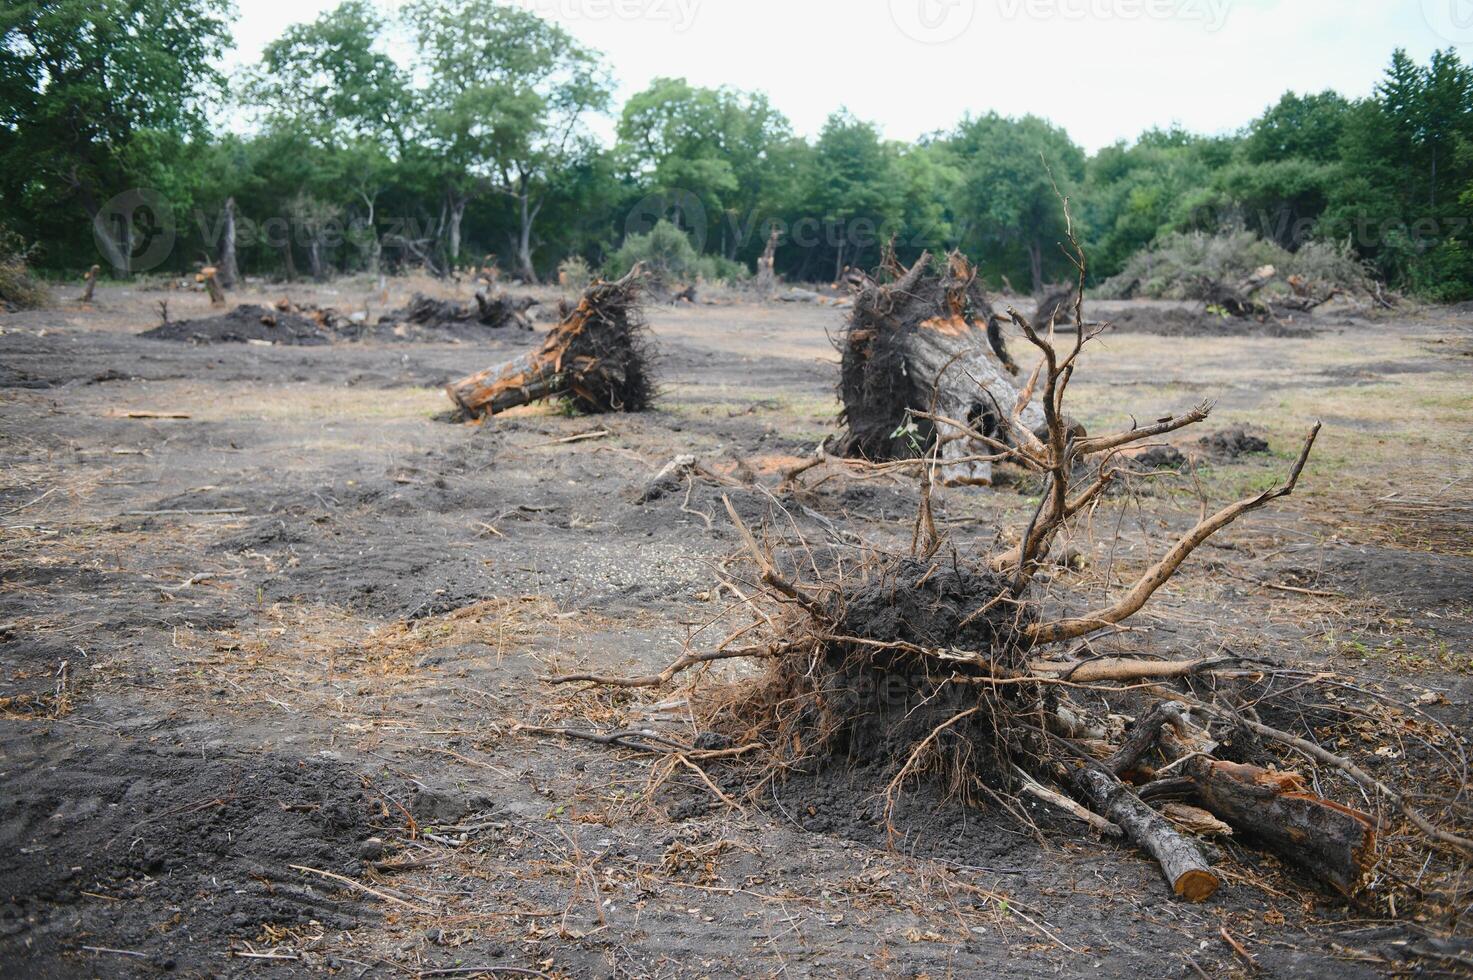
2, 279, 1470, 977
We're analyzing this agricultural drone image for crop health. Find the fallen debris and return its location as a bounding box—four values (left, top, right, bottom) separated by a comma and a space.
395, 290, 538, 331
544, 204, 1473, 911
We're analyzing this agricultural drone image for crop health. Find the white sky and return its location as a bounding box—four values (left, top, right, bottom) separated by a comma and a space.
224, 0, 1454, 152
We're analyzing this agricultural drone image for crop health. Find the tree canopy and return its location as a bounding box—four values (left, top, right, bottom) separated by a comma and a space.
3, 4, 1471, 302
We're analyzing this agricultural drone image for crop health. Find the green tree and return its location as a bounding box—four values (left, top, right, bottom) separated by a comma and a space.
944, 113, 1085, 292
1243, 91, 1350, 164
617, 78, 792, 260
800, 111, 899, 280
406, 0, 611, 279
0, 0, 232, 273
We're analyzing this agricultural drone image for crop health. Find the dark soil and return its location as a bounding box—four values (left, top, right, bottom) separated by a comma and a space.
0, 732, 419, 975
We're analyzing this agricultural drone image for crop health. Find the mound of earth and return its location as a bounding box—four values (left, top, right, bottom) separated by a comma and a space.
0, 732, 417, 970
1199, 427, 1271, 457
1108, 305, 1317, 338
141, 304, 330, 345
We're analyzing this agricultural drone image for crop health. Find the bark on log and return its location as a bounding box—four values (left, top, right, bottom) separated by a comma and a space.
1065, 759, 1221, 902
1105, 702, 1190, 776
838, 252, 1042, 486
1184, 757, 1377, 896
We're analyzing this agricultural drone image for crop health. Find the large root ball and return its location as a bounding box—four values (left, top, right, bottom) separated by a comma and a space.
837, 253, 1042, 486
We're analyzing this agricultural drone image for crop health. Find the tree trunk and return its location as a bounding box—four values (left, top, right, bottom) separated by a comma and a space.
447, 266, 651, 418
307, 237, 325, 281
1028, 239, 1044, 295
755, 227, 779, 300
281, 242, 297, 282
359, 194, 380, 277
1184, 757, 1376, 897
71, 176, 131, 275
448, 198, 466, 270
515, 190, 540, 284
218, 197, 240, 289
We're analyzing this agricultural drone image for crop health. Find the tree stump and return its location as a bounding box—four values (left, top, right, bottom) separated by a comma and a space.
837, 251, 1043, 486
446, 266, 654, 419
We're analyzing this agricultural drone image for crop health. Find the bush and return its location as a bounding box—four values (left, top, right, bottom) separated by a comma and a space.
557, 255, 593, 290
0, 225, 48, 311
605, 220, 749, 285
1095, 229, 1375, 300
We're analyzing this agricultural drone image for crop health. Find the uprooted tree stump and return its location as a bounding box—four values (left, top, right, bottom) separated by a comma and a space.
543, 208, 1473, 909
837, 251, 1069, 487
446, 265, 655, 419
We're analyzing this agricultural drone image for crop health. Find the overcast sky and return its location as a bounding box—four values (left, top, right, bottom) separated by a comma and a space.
225, 0, 1459, 152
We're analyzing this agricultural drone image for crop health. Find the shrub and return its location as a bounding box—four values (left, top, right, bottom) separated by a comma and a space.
605, 220, 748, 285
0, 225, 48, 311
1095, 229, 1376, 300
557, 255, 593, 290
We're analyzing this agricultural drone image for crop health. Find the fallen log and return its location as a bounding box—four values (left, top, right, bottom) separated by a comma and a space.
836, 251, 1043, 486
446, 266, 654, 419
1183, 757, 1376, 896
1064, 757, 1221, 902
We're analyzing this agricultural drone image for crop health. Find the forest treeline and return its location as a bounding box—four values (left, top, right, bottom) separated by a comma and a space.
4, 0, 1473, 299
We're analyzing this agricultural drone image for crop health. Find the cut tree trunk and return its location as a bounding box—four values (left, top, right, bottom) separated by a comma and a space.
446, 266, 653, 419
837, 251, 1043, 486
755, 227, 779, 300
198, 266, 225, 305
78, 264, 100, 303
1065, 759, 1221, 902
1184, 757, 1377, 896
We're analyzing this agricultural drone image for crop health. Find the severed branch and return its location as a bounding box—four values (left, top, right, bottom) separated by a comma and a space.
1074, 402, 1214, 457
1026, 423, 1321, 646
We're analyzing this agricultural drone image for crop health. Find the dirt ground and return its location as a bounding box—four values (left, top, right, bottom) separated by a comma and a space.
2, 277, 1471, 978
